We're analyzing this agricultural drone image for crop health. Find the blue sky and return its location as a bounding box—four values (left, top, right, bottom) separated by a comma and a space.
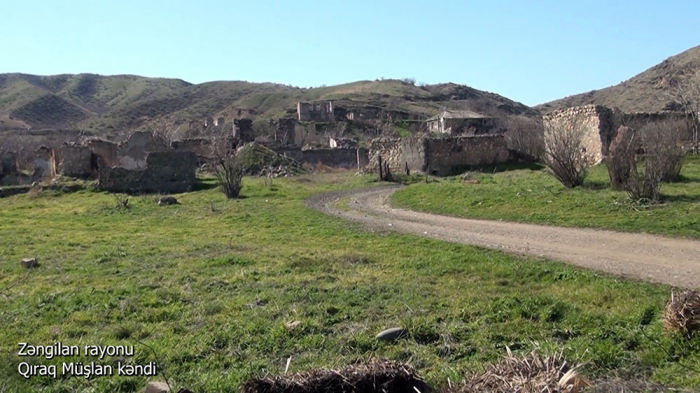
1, 0, 699, 106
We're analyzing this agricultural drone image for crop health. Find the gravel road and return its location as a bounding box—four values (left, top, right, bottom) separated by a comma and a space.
309, 186, 700, 289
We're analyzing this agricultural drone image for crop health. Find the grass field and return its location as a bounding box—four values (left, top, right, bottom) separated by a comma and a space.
1, 173, 699, 392
393, 156, 700, 239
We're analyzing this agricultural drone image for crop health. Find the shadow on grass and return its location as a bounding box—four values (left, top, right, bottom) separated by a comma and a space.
193, 179, 219, 191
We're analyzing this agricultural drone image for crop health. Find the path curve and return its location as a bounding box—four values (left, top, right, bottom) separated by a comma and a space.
309, 186, 700, 289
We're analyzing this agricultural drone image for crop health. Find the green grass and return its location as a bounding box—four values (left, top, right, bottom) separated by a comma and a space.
1, 173, 699, 392
393, 156, 700, 239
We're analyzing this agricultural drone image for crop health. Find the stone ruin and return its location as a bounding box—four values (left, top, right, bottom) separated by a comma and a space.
32, 146, 56, 181
233, 119, 254, 143
274, 118, 296, 145
542, 104, 691, 164
297, 101, 335, 122
57, 131, 198, 194
367, 135, 511, 177
1, 151, 19, 178
98, 151, 197, 194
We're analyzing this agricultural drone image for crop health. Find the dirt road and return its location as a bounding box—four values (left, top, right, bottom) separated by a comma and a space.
309, 186, 700, 289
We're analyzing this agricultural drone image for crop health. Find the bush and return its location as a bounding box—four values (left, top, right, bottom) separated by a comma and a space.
543, 120, 592, 188
214, 152, 243, 199
612, 120, 687, 202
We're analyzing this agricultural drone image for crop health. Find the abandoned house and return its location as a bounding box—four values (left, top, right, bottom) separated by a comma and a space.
98, 151, 197, 194
367, 135, 511, 177
297, 101, 335, 122
426, 110, 496, 135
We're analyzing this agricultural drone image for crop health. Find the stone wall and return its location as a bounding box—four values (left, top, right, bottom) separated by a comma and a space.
98, 151, 197, 194
275, 119, 296, 145
61, 143, 92, 178
88, 139, 119, 167
233, 119, 254, 142
277, 147, 368, 169
367, 135, 511, 176
297, 101, 334, 122
543, 105, 615, 164
32, 146, 56, 181
117, 131, 169, 169
1, 151, 19, 177
425, 135, 510, 176
367, 138, 405, 175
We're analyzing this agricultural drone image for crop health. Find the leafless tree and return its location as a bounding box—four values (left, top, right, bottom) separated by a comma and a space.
503, 115, 544, 160
542, 120, 593, 188
664, 69, 700, 152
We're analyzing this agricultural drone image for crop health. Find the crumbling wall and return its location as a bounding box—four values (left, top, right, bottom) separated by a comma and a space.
88, 139, 119, 167
367, 135, 511, 176
98, 151, 197, 193
425, 135, 510, 176
32, 146, 56, 181
117, 131, 169, 169
297, 101, 334, 122
61, 143, 92, 178
1, 151, 19, 177
401, 138, 428, 173
543, 105, 615, 164
367, 138, 405, 174
275, 119, 296, 146
276, 147, 368, 169
233, 119, 254, 142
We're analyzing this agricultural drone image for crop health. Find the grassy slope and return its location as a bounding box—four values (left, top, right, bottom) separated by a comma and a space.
0, 75, 537, 135
393, 156, 700, 239
1, 174, 698, 392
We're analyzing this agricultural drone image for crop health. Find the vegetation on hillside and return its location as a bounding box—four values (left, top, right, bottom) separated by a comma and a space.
0, 73, 537, 136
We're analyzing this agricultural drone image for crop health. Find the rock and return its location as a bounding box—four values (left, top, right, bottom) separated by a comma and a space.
20, 258, 38, 269
286, 320, 302, 330
145, 381, 170, 393
158, 196, 179, 206
376, 327, 407, 341
463, 179, 480, 184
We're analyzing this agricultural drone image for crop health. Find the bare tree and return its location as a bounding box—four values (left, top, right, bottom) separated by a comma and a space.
503, 115, 544, 160
665, 69, 700, 152
542, 120, 593, 188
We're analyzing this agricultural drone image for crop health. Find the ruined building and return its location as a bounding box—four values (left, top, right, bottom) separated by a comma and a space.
426, 110, 496, 135
98, 151, 197, 194
297, 101, 334, 122
368, 135, 511, 176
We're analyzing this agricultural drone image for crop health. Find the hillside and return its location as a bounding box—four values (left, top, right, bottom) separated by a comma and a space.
539, 44, 700, 113
0, 73, 537, 136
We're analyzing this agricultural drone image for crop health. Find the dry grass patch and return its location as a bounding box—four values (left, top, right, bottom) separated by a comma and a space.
241, 360, 430, 393
664, 290, 700, 337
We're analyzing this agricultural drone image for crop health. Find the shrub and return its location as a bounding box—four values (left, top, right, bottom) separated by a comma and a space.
542, 120, 593, 188
214, 152, 243, 199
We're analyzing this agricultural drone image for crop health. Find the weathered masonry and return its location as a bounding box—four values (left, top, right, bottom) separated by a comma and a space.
368, 135, 511, 176
98, 151, 197, 194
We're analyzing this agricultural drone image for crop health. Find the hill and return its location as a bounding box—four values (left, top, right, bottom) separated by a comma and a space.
0, 73, 537, 136
539, 45, 700, 113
